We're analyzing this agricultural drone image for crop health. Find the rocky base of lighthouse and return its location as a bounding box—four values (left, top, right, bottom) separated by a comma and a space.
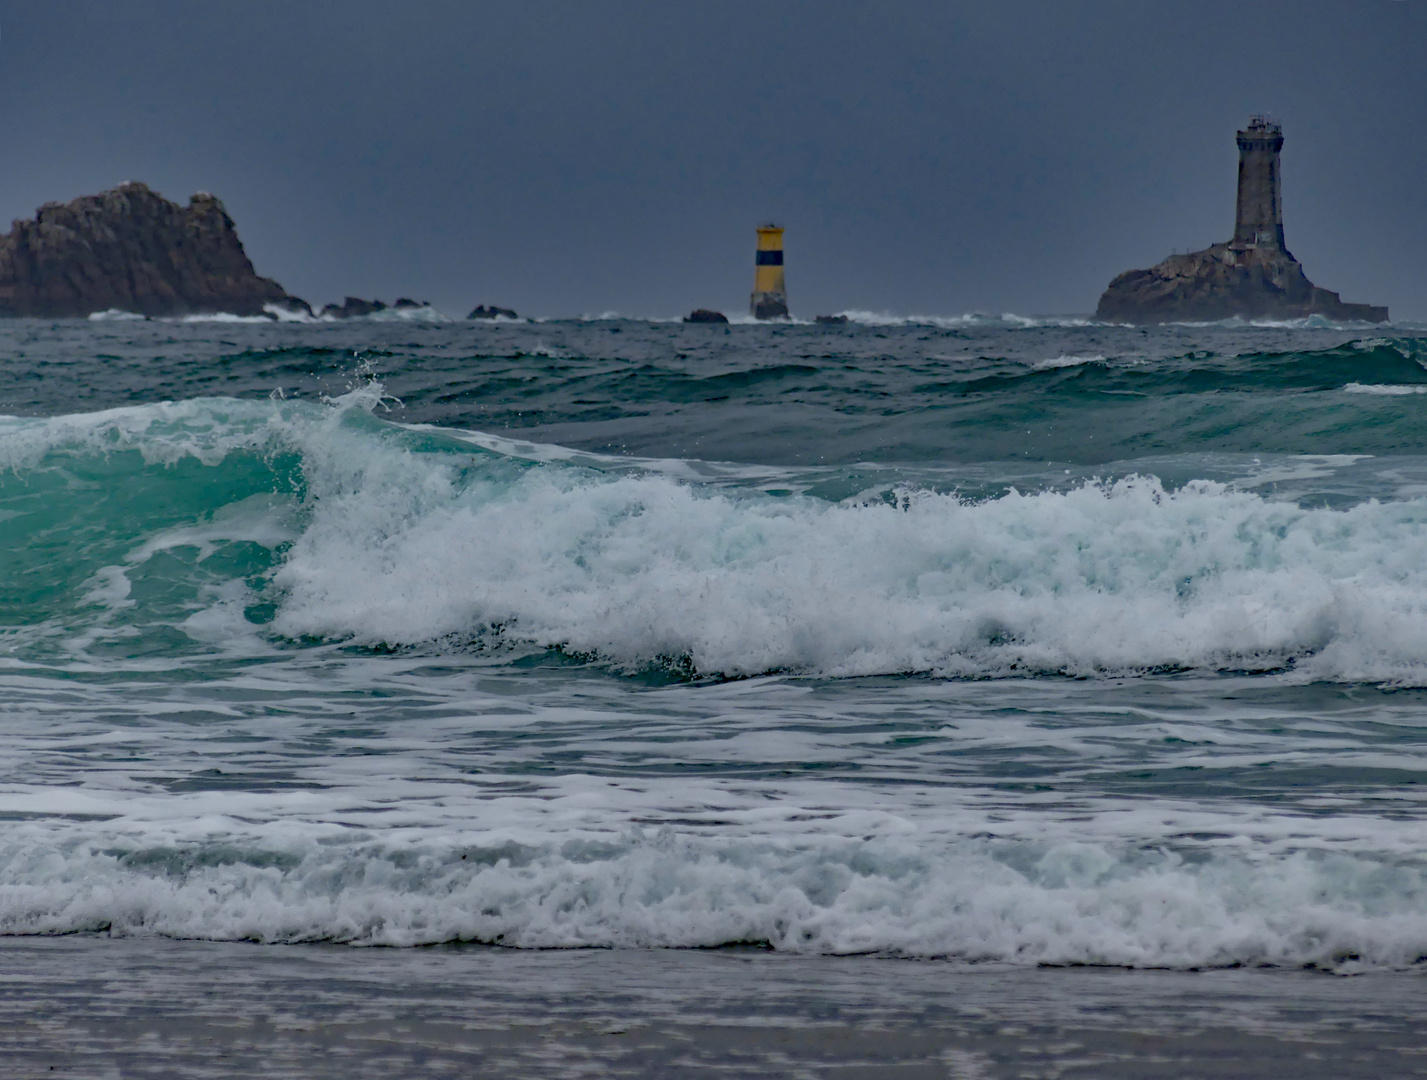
1096, 244, 1387, 324
751, 294, 789, 320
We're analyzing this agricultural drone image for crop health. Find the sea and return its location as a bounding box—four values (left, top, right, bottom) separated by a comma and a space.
4, 308, 1427, 1077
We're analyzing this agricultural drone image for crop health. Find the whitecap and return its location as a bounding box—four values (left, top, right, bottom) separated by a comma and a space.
1342, 383, 1427, 396
1032, 354, 1108, 370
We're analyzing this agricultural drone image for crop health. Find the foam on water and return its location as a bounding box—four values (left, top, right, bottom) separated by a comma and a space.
838, 310, 1094, 329
270, 412, 1427, 684
1342, 382, 1427, 395
8, 393, 1427, 683
1032, 354, 1109, 369
0, 759, 1425, 967
318, 305, 457, 323
5, 781, 1418, 968
86, 305, 320, 325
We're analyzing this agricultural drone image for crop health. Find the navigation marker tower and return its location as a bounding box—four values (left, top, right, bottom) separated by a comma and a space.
751, 224, 788, 319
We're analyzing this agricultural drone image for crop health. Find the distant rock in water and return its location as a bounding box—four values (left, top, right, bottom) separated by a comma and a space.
320, 297, 438, 318
0, 181, 303, 318
467, 304, 519, 320
322, 297, 386, 318
683, 309, 729, 323
1096, 245, 1388, 324
814, 314, 850, 325
1095, 117, 1386, 324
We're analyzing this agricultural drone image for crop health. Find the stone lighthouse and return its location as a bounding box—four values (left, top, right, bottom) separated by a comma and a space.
1232, 115, 1287, 251
1094, 116, 1387, 323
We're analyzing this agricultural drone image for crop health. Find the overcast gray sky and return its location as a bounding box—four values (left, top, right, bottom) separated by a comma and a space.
2, 1, 1423, 319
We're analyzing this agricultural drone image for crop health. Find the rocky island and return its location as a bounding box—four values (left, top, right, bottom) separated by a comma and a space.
1096, 117, 1387, 324
0, 182, 306, 319
467, 305, 519, 320
321, 297, 434, 318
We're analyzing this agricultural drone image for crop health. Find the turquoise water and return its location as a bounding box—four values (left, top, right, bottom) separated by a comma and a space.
4, 313, 1427, 968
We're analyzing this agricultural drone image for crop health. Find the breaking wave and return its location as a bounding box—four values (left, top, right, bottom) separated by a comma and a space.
1, 816, 1424, 968
6, 389, 1427, 684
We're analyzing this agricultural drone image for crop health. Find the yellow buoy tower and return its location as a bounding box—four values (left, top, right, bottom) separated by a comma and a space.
750, 224, 788, 319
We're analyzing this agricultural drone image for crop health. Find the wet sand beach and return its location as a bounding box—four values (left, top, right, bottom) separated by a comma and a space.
4, 937, 1427, 1078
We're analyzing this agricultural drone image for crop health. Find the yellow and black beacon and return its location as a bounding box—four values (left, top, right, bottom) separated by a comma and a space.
751, 224, 788, 319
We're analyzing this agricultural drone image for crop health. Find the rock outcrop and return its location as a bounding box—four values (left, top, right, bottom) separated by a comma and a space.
814, 314, 849, 325
322, 297, 387, 318
0, 182, 303, 318
1096, 244, 1388, 323
321, 297, 436, 318
683, 309, 728, 323
468, 304, 519, 320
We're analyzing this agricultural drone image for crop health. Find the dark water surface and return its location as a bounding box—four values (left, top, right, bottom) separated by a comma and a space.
4, 312, 1427, 1076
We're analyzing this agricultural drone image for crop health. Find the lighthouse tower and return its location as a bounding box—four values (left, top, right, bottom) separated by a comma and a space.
1232, 115, 1286, 251
750, 224, 788, 319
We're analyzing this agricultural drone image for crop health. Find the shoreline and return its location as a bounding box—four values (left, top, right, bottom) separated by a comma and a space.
4, 936, 1426, 1078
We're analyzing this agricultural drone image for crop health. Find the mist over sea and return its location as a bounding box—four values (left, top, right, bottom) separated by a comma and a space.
6, 312, 1427, 1074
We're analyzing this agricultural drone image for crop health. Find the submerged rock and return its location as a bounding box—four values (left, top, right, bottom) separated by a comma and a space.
814, 314, 850, 325
683, 309, 729, 323
0, 182, 302, 318
468, 304, 519, 320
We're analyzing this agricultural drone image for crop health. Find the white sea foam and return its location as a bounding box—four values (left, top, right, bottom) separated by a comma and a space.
723, 313, 813, 325
363, 304, 456, 323
1342, 383, 1427, 396
1151, 315, 1389, 330
839, 310, 1094, 330
263, 302, 319, 323
177, 312, 279, 324
1032, 354, 1108, 370
86, 306, 316, 324
0, 792, 1423, 967
270, 429, 1427, 683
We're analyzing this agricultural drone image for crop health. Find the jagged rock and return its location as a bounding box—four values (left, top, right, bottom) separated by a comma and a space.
467, 304, 519, 320
814, 314, 849, 325
683, 309, 729, 323
393, 298, 429, 309
321, 297, 387, 318
0, 182, 301, 318
1096, 244, 1388, 323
